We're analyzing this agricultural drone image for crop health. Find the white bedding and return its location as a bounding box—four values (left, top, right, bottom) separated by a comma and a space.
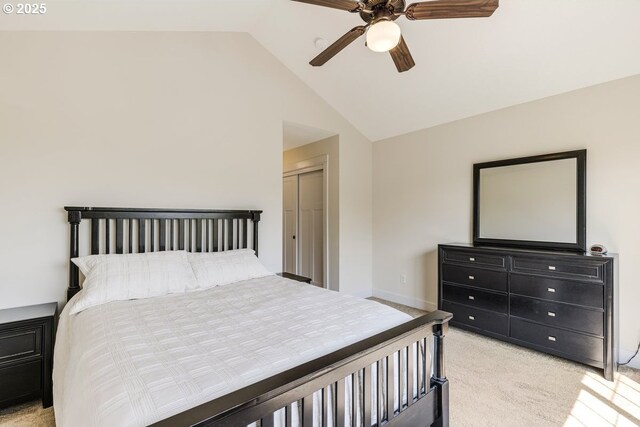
53, 275, 413, 427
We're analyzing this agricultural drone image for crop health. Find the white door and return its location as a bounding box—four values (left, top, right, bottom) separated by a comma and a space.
282, 170, 324, 286
283, 175, 298, 274
298, 170, 324, 286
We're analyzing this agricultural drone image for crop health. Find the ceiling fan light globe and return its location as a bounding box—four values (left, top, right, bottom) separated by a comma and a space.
366, 20, 402, 53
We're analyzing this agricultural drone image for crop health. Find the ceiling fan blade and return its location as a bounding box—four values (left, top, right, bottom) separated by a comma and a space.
310, 26, 367, 67
291, 0, 363, 12
390, 37, 415, 72
405, 0, 498, 20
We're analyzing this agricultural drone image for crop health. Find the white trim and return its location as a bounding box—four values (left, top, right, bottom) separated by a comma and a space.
372, 289, 438, 312
348, 289, 374, 299
282, 175, 298, 277
283, 154, 330, 290
619, 346, 640, 369
283, 155, 328, 175
283, 165, 322, 177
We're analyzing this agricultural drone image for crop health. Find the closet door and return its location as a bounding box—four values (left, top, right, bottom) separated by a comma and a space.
298, 171, 324, 286
282, 175, 298, 275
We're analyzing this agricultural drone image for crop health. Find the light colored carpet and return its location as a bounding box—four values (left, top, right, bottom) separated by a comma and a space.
0, 400, 54, 427
2, 299, 638, 426
370, 298, 640, 427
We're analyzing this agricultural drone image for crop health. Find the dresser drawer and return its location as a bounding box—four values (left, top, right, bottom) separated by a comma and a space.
442, 301, 508, 336
442, 284, 508, 314
442, 264, 507, 292
512, 257, 604, 282
0, 360, 42, 405
0, 326, 42, 365
511, 274, 604, 308
510, 318, 604, 363
442, 249, 506, 269
510, 295, 604, 336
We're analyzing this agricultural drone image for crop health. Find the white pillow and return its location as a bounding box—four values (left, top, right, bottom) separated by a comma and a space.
188, 249, 273, 289
70, 251, 197, 314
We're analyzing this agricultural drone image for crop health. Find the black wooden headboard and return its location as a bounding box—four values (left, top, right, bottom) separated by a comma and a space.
65, 207, 262, 301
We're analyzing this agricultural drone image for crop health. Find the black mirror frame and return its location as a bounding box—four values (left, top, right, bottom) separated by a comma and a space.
473, 149, 587, 253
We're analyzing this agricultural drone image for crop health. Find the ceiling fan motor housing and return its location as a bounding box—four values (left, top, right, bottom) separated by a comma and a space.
360, 0, 405, 23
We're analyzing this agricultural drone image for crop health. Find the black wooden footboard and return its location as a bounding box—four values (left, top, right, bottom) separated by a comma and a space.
151, 311, 452, 427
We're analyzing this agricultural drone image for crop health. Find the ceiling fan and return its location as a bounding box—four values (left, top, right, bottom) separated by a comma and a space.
292, 0, 499, 73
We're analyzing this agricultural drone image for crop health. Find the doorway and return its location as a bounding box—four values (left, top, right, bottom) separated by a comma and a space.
283, 169, 325, 287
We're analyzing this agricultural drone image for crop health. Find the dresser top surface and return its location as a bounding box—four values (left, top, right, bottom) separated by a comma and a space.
0, 302, 58, 326
440, 243, 617, 259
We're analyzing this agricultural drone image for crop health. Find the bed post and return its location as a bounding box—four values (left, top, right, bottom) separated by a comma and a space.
432, 322, 450, 427
67, 209, 82, 301
252, 211, 261, 256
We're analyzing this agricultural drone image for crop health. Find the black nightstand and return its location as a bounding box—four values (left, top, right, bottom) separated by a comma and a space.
277, 272, 312, 284
0, 302, 58, 409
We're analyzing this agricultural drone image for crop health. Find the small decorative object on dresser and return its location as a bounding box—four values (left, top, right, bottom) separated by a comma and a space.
438, 244, 618, 380
0, 302, 58, 408
589, 244, 608, 255
276, 272, 313, 284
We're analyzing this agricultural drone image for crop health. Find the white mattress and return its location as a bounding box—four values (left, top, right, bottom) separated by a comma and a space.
53, 275, 412, 427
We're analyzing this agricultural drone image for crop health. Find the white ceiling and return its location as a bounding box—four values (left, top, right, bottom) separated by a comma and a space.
4, 0, 640, 141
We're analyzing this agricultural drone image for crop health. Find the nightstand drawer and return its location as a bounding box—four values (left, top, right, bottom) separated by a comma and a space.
0, 360, 42, 405
0, 326, 42, 365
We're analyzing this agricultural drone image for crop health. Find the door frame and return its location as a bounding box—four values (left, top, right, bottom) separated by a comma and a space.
283, 154, 329, 289
282, 175, 299, 276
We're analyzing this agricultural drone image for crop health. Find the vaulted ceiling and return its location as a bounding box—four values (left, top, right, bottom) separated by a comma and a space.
4, 0, 640, 141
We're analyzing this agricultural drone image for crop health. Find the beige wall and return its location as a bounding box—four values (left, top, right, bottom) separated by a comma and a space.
0, 31, 374, 309
280, 109, 373, 297
373, 75, 640, 365
284, 136, 339, 291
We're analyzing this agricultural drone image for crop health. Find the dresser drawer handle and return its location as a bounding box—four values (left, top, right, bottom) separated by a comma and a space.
548, 336, 557, 342
547, 287, 556, 293
548, 266, 556, 271
469, 257, 475, 262
548, 312, 556, 317
468, 295, 475, 301
468, 315, 475, 321
468, 276, 475, 280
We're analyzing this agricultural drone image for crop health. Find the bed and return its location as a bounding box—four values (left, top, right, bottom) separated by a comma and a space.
56, 207, 452, 426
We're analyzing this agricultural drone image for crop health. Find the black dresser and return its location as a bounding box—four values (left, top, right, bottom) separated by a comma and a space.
438, 244, 617, 380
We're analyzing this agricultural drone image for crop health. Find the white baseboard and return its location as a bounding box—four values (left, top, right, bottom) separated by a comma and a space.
348, 289, 374, 299
619, 347, 640, 370
372, 289, 437, 312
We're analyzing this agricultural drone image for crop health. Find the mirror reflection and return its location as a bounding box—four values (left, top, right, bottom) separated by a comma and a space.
478, 158, 577, 243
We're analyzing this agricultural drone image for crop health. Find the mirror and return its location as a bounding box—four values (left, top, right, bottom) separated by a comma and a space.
473, 150, 586, 252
